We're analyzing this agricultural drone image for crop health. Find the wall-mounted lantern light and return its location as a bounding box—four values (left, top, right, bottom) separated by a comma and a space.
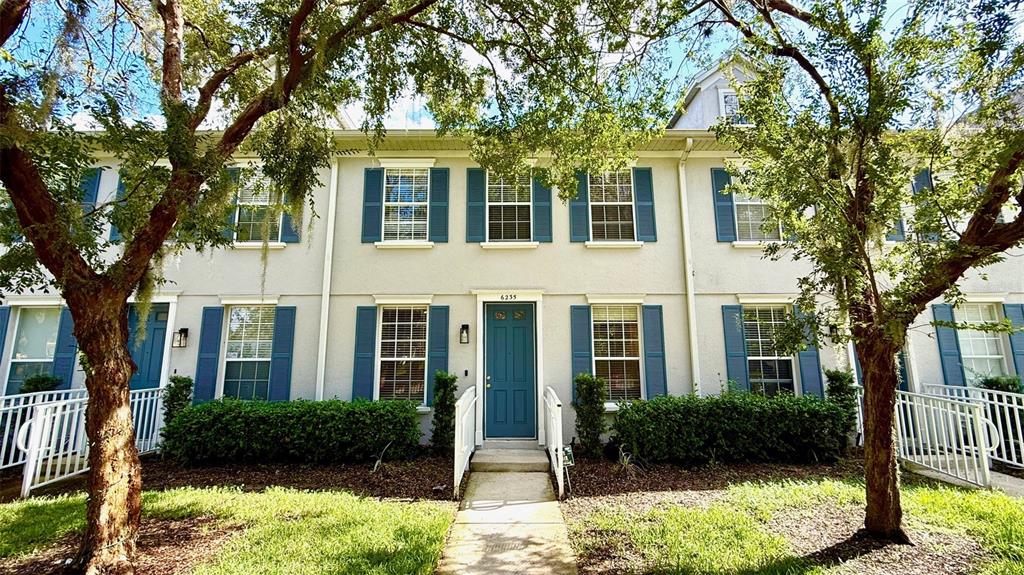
828, 324, 839, 339
459, 324, 470, 344
171, 328, 189, 348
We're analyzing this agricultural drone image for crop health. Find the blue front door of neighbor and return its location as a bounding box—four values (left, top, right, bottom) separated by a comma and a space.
127, 303, 169, 390
485, 303, 536, 438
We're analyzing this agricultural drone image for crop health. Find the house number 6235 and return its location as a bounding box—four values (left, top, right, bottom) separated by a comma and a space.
500, 294, 517, 301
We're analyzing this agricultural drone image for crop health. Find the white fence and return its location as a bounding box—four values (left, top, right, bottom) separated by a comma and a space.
924, 384, 1024, 470
453, 386, 477, 498
543, 386, 565, 499
16, 387, 165, 497
1, 388, 88, 470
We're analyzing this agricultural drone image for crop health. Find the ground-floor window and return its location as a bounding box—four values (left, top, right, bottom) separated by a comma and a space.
7, 307, 61, 391
223, 305, 276, 400
742, 305, 795, 396
955, 303, 1007, 385
591, 304, 642, 401
378, 305, 428, 402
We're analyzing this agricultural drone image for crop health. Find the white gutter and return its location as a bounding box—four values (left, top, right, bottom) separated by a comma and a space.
677, 139, 702, 393
315, 157, 341, 400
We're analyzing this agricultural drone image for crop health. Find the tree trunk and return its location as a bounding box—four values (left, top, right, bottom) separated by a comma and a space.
66, 297, 141, 575
858, 337, 911, 543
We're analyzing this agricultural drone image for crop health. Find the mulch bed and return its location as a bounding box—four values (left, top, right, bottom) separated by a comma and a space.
561, 456, 988, 575
0, 516, 242, 575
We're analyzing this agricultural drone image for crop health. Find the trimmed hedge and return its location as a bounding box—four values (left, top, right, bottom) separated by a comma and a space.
162, 399, 422, 464
613, 393, 851, 465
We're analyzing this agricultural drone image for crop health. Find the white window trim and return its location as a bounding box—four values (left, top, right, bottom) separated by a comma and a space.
220, 295, 280, 306
736, 294, 797, 305
373, 295, 433, 305
590, 303, 645, 407
3, 306, 61, 394
218, 304, 276, 401
731, 240, 783, 249
962, 293, 1009, 303
588, 171, 638, 243
587, 294, 646, 305
380, 167, 431, 244
232, 242, 286, 250
717, 88, 752, 127
230, 169, 286, 245
733, 194, 783, 243
741, 304, 801, 396
377, 158, 436, 168
374, 304, 430, 405
484, 170, 533, 243
954, 303, 1011, 383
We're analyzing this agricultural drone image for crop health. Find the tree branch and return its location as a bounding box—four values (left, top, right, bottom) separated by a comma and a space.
0, 0, 30, 47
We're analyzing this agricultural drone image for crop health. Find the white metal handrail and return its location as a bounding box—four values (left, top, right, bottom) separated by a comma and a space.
924, 383, 1023, 469
19, 386, 165, 497
543, 386, 565, 499
453, 386, 477, 498
1, 388, 88, 470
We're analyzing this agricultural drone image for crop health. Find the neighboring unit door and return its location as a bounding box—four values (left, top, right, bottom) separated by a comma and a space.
485, 303, 536, 438
127, 303, 169, 390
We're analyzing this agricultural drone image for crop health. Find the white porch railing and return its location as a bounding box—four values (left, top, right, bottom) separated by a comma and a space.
924, 384, 1024, 470
453, 386, 477, 498
856, 388, 996, 487
1, 388, 88, 470
543, 386, 565, 499
17, 387, 165, 497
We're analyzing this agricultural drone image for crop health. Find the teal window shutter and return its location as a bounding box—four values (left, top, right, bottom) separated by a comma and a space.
912, 169, 940, 242
569, 172, 590, 242
79, 168, 101, 211
641, 305, 667, 397
361, 168, 384, 243
722, 305, 748, 390
932, 304, 966, 386
1003, 304, 1024, 385
633, 167, 657, 242
194, 307, 224, 403
897, 352, 909, 391
268, 306, 296, 401
428, 168, 449, 242
532, 177, 553, 242
352, 306, 377, 399
466, 168, 486, 242
570, 305, 593, 401
793, 308, 824, 397
712, 168, 736, 242
222, 168, 240, 240
109, 177, 127, 241
426, 305, 449, 406
281, 209, 301, 243
886, 219, 906, 242
51, 308, 77, 390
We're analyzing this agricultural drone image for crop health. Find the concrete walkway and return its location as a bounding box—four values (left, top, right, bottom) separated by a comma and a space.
437, 452, 577, 574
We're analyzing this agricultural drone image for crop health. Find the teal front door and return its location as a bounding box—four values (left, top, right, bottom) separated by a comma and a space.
485, 303, 536, 438
127, 303, 169, 390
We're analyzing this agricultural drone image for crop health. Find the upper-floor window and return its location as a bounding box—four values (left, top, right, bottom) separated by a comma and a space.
589, 170, 635, 241
383, 168, 429, 242
8, 307, 60, 391
378, 305, 428, 402
743, 305, 794, 396
954, 303, 1007, 385
487, 171, 532, 241
223, 305, 276, 400
234, 183, 281, 243
734, 191, 782, 241
718, 89, 749, 125
592, 304, 642, 401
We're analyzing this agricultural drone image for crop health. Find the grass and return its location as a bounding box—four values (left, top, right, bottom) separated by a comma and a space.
0, 487, 455, 574
569, 477, 1024, 575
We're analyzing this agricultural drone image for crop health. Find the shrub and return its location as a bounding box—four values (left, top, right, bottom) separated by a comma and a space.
825, 369, 859, 439
573, 373, 607, 457
162, 375, 194, 427
978, 375, 1023, 394
431, 371, 458, 455
613, 393, 849, 465
19, 374, 62, 394
162, 399, 422, 465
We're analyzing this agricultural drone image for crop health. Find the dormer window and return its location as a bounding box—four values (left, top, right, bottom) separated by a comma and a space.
718, 88, 749, 125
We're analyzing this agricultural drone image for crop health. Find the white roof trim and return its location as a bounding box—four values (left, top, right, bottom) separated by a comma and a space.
376, 158, 436, 168
220, 295, 279, 306
373, 294, 433, 305
586, 294, 646, 304
736, 294, 798, 305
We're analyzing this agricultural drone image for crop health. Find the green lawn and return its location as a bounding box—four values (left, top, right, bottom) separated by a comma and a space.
568, 478, 1024, 575
0, 487, 455, 574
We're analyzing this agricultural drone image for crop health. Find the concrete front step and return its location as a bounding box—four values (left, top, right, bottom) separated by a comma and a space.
470, 448, 550, 472
481, 439, 540, 450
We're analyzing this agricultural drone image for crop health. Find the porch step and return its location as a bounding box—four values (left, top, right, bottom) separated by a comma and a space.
481, 439, 541, 450
470, 449, 550, 472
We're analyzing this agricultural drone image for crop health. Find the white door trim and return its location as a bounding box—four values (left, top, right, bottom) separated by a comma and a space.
472, 290, 544, 447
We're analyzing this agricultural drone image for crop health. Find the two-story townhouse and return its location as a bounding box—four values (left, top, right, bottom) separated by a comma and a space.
2, 65, 1022, 446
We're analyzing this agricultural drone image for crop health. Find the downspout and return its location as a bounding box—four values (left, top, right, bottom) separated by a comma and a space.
677, 139, 702, 393
315, 157, 341, 400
